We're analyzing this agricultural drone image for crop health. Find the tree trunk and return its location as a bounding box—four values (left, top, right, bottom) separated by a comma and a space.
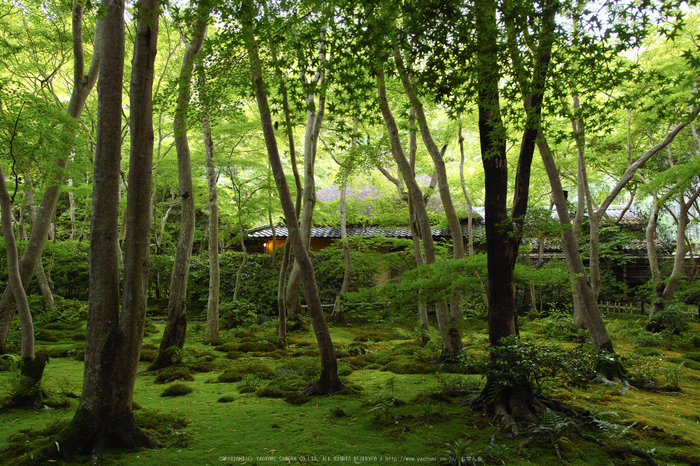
395, 51, 464, 356
22, 172, 54, 311
0, 0, 102, 352
149, 11, 208, 371
233, 183, 247, 302
285, 35, 327, 319
538, 134, 615, 356
270, 37, 302, 343
243, 0, 344, 394
200, 68, 220, 341
54, 1, 161, 459
646, 194, 665, 316
376, 68, 451, 354
0, 167, 43, 407
330, 117, 358, 324
469, 0, 555, 429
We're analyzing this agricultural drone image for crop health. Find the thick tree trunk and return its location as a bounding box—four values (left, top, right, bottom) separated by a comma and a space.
54, 1, 160, 459
243, 0, 344, 394
0, 0, 102, 351
200, 70, 220, 341
150, 12, 208, 371
470, 0, 555, 429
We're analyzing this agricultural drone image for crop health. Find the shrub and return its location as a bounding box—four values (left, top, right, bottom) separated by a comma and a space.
219, 299, 258, 329
478, 337, 599, 392
646, 306, 691, 334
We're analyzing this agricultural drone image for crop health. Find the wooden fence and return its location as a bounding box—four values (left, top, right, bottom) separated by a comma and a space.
602, 301, 698, 317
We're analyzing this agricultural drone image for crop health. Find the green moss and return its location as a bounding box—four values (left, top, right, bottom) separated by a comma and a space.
154, 366, 194, 384
34, 330, 59, 342
382, 360, 437, 374
256, 388, 286, 398
284, 393, 312, 405
671, 450, 700, 466
217, 369, 243, 383
205, 337, 229, 346
161, 383, 193, 397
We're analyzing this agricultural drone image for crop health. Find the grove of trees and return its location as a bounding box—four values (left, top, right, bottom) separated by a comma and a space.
1, 0, 699, 461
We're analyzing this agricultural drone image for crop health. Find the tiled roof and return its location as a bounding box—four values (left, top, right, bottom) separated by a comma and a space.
247, 224, 474, 239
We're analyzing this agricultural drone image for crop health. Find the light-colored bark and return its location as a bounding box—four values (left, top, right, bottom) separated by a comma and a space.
0, 169, 33, 360
0, 0, 103, 350
395, 51, 464, 354
538, 133, 614, 354
285, 33, 327, 316
22, 172, 54, 310
242, 0, 343, 393
200, 68, 220, 341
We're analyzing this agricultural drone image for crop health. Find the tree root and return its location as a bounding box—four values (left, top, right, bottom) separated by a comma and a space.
299, 375, 346, 396
473, 387, 659, 466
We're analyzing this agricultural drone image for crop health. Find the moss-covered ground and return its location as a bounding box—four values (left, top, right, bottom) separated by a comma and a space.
1, 313, 700, 465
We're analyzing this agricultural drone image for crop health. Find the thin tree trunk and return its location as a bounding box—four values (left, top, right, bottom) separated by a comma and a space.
395, 51, 464, 356
22, 172, 54, 310
55, 0, 161, 458
407, 110, 430, 340
200, 67, 220, 341
243, 0, 344, 394
377, 67, 451, 356
285, 34, 327, 318
331, 118, 356, 323
150, 9, 208, 371
0, 0, 102, 351
1, 168, 43, 407
538, 133, 615, 356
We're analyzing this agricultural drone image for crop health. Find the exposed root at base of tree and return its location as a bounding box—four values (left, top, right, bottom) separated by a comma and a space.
299, 376, 347, 396
4, 352, 50, 409
43, 408, 162, 462
471, 390, 659, 466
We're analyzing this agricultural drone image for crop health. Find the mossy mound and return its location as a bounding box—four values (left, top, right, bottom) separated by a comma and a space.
284, 393, 312, 405
382, 360, 437, 374
217, 395, 235, 403
139, 343, 158, 362
161, 383, 193, 397
217, 369, 243, 383
45, 346, 83, 359
155, 366, 194, 384
189, 360, 217, 373
34, 330, 59, 342
256, 388, 286, 398
205, 337, 229, 346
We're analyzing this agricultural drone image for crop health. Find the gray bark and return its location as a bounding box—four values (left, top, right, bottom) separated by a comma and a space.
0, 0, 102, 350
150, 10, 208, 370
200, 68, 220, 341
243, 0, 343, 393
